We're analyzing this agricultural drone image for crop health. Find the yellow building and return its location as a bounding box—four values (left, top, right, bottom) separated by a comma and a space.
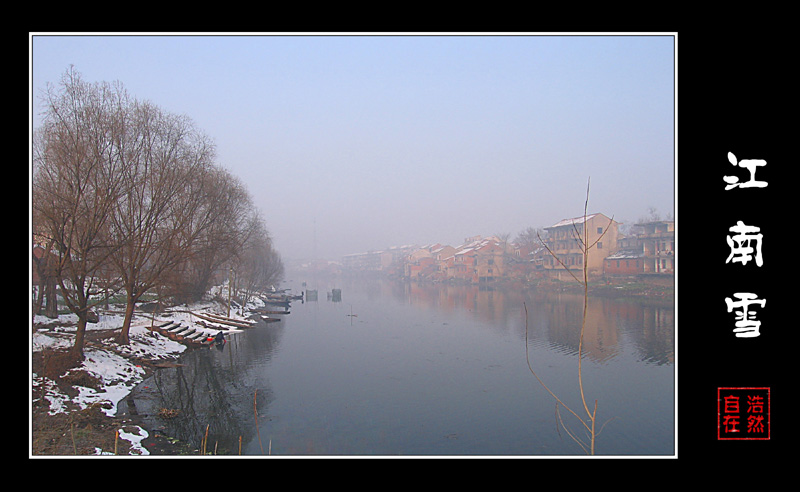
542, 213, 619, 280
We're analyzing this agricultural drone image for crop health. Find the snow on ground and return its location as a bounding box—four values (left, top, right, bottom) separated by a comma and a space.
31, 295, 255, 456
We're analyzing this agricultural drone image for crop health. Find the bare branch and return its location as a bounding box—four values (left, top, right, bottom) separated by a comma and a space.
525, 178, 607, 455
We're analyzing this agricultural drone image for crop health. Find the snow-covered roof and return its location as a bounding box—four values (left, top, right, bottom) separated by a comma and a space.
546, 213, 600, 229
606, 249, 643, 259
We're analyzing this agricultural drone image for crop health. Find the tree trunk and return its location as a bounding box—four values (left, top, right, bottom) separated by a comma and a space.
33, 279, 44, 317
70, 313, 88, 360
118, 292, 138, 345
44, 277, 58, 319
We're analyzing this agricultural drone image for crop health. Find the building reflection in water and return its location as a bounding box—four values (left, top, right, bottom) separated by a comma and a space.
385, 281, 674, 366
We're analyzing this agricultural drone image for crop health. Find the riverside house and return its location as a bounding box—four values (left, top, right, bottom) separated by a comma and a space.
341, 214, 675, 284
440, 236, 513, 283
541, 213, 619, 280
603, 220, 674, 277
638, 220, 675, 275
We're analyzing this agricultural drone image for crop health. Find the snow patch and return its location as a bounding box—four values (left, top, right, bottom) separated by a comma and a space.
32, 292, 278, 455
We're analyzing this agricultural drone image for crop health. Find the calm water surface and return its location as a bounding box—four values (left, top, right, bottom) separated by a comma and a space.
126, 276, 674, 456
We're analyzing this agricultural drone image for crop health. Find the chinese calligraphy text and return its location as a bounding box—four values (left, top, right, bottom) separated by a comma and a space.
724, 152, 767, 338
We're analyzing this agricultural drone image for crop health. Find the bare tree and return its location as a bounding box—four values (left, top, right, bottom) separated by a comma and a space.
515, 226, 545, 251
31, 233, 59, 319
32, 67, 127, 359
168, 167, 260, 303
528, 179, 614, 455
32, 67, 285, 354
234, 215, 284, 310
106, 98, 218, 344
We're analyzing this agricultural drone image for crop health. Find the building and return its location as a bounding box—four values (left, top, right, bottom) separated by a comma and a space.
445, 246, 478, 282
639, 220, 675, 275
342, 245, 418, 273
603, 220, 674, 277
404, 245, 435, 279
438, 236, 512, 283
341, 250, 394, 271
430, 244, 456, 263
604, 250, 644, 275
541, 213, 619, 280
473, 240, 506, 283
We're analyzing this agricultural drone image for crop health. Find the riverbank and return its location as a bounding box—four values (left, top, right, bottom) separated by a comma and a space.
454, 275, 675, 303
540, 277, 675, 302
30, 300, 245, 456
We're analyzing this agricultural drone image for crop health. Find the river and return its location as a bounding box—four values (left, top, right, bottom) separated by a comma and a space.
124, 275, 675, 457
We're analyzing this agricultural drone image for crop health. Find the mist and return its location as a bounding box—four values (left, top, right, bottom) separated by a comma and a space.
31, 34, 675, 262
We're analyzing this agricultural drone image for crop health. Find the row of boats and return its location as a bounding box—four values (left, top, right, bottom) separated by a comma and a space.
145, 291, 302, 348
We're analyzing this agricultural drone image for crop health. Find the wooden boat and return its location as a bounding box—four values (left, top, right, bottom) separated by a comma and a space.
146, 320, 216, 348
190, 311, 257, 329
262, 298, 291, 306
264, 292, 301, 300
195, 319, 233, 330
251, 307, 290, 315
261, 292, 302, 303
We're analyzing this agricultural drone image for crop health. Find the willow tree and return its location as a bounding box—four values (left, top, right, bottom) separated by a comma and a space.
233, 214, 285, 310
106, 98, 218, 345
33, 68, 277, 350
166, 166, 260, 303
32, 67, 128, 359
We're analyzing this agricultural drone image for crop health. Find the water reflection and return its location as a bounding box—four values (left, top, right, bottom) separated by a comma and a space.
353, 279, 674, 366
123, 319, 286, 454
125, 278, 674, 456
527, 292, 674, 365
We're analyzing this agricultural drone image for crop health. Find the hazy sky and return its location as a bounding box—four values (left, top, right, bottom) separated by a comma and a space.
30, 33, 675, 261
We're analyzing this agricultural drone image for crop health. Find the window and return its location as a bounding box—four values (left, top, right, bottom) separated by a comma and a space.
597, 227, 603, 234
